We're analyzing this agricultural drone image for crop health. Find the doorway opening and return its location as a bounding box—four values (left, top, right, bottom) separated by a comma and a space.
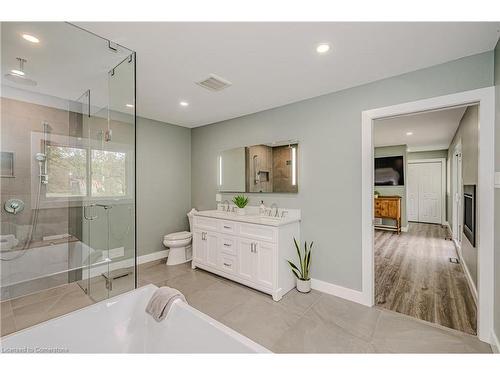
372, 105, 477, 335
361, 87, 495, 343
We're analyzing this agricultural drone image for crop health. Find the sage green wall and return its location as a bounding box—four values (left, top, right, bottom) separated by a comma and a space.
374, 145, 407, 228
447, 105, 479, 288
137, 117, 191, 256
191, 51, 494, 291
494, 38, 500, 345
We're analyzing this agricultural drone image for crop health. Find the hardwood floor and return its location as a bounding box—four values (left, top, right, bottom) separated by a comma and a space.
375, 223, 477, 335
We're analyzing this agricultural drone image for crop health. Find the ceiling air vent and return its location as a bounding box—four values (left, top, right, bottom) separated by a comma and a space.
196, 74, 232, 91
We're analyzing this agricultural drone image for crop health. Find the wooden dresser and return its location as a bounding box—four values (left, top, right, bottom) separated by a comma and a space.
374, 196, 402, 234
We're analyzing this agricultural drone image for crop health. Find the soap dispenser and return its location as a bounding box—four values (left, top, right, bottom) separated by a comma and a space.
259, 200, 266, 216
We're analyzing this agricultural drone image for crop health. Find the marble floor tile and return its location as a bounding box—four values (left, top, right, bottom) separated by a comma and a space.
278, 289, 322, 316
309, 294, 381, 341
162, 269, 219, 299
46, 290, 93, 320
138, 262, 190, 285
371, 310, 491, 353
219, 296, 302, 349
10, 283, 80, 310
11, 295, 61, 331
272, 313, 376, 353
187, 280, 255, 319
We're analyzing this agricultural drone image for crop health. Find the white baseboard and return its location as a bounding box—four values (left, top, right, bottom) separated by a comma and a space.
491, 329, 500, 353
311, 278, 368, 306
401, 226, 408, 233
453, 240, 478, 305
137, 250, 168, 265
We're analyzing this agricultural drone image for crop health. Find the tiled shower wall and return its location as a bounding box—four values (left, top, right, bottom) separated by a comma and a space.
0, 97, 82, 242
0, 97, 83, 299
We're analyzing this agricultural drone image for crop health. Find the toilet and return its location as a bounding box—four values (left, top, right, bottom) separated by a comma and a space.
163, 209, 196, 266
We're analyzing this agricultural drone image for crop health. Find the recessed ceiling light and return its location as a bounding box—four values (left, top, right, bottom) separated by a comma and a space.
406, 132, 413, 136
22, 34, 39, 43
179, 101, 189, 107
125, 104, 134, 108
316, 43, 331, 54
11, 69, 25, 76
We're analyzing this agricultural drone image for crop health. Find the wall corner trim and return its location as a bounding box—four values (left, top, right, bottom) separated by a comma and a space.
311, 278, 370, 306
491, 330, 500, 353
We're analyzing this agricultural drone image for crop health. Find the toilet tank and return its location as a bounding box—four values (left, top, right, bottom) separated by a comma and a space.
187, 209, 197, 232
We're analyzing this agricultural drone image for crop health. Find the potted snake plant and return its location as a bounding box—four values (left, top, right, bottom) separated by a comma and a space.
287, 238, 313, 293
232, 195, 249, 215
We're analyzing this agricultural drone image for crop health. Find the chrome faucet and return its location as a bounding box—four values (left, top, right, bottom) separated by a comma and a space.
222, 199, 230, 212
270, 203, 279, 217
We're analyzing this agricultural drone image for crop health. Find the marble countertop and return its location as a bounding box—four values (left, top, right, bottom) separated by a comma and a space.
194, 209, 300, 227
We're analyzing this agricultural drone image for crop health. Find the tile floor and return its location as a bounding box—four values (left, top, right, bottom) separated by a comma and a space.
0, 259, 492, 353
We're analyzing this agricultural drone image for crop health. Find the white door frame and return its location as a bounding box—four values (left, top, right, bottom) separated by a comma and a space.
361, 87, 495, 343
407, 158, 447, 225
451, 142, 463, 244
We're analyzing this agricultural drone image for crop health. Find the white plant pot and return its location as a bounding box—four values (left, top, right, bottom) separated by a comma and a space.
296, 278, 311, 293
236, 208, 245, 216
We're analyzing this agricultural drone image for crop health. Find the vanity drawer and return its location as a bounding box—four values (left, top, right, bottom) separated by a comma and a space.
193, 216, 218, 231
218, 236, 237, 256
238, 223, 277, 243
218, 253, 237, 275
218, 220, 237, 234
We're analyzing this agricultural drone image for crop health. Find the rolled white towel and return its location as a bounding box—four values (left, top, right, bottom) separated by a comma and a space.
145, 286, 186, 322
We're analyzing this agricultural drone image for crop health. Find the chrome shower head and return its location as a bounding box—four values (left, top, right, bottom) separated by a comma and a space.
3, 57, 37, 86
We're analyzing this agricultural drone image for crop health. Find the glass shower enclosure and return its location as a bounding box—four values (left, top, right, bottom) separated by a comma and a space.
0, 22, 136, 308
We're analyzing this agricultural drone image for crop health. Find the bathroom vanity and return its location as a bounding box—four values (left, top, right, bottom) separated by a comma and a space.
191, 209, 300, 301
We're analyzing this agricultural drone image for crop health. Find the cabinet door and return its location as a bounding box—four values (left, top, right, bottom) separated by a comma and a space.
206, 232, 218, 268
387, 200, 398, 218
237, 238, 255, 281
255, 241, 274, 289
192, 230, 207, 264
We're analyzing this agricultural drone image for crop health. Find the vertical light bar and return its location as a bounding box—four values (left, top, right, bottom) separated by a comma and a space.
291, 147, 297, 186
218, 155, 223, 186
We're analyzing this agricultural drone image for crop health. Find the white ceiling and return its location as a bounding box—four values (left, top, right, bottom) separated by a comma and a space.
373, 106, 469, 151
76, 22, 499, 128
1, 22, 133, 113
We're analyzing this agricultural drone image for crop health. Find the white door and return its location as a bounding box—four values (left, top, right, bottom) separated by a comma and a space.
255, 241, 274, 288
418, 162, 442, 224
407, 162, 443, 224
407, 164, 419, 221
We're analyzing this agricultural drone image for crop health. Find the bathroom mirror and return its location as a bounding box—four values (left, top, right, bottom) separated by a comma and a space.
218, 141, 298, 193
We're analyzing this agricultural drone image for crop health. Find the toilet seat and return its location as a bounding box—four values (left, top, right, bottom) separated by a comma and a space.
164, 231, 192, 241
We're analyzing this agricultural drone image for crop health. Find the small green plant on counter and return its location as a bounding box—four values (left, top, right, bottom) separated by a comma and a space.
232, 195, 249, 208
374, 190, 380, 196
287, 238, 313, 281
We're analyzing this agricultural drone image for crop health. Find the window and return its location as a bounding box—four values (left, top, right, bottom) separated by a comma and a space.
45, 142, 129, 199
91, 150, 127, 197
46, 145, 87, 197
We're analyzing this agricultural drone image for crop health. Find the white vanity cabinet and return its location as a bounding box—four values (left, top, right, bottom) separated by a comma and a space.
191, 212, 300, 301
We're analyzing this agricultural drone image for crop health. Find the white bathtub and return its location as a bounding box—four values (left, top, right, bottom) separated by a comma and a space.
0, 284, 269, 353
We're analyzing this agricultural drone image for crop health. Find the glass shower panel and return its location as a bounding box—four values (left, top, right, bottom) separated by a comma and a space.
1, 22, 136, 316
105, 53, 136, 298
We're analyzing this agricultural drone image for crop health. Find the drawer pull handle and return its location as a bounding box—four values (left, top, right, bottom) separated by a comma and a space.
223, 225, 231, 229
223, 263, 231, 267
224, 243, 231, 247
